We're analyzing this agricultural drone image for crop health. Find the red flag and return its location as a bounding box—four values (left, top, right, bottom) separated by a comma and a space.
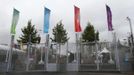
74, 6, 82, 32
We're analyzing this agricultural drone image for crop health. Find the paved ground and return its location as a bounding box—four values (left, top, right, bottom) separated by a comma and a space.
0, 71, 134, 75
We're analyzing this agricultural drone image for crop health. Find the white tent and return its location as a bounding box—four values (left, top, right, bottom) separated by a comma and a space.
0, 44, 25, 53
100, 47, 110, 54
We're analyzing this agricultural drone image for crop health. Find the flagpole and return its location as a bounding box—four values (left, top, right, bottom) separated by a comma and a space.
26, 34, 31, 71
95, 32, 99, 71
75, 33, 78, 63
74, 5, 82, 71
5, 47, 9, 62
43, 7, 51, 71
113, 31, 120, 71
7, 8, 19, 72
7, 35, 14, 72
66, 41, 69, 64
45, 33, 49, 71
106, 4, 120, 71
75, 32, 80, 71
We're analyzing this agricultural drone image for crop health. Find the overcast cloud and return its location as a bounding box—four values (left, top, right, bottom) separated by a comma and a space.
0, 0, 134, 44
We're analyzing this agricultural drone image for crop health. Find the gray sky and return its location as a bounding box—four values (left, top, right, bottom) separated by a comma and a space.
0, 0, 134, 44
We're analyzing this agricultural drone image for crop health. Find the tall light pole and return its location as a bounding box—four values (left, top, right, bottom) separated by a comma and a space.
26, 34, 31, 71
38, 29, 44, 64
127, 17, 134, 56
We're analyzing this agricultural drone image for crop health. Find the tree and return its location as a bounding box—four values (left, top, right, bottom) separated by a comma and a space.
50, 21, 69, 61
17, 20, 40, 44
50, 21, 69, 44
82, 22, 99, 42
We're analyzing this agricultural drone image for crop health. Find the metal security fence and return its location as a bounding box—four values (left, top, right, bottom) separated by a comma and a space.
79, 42, 117, 71
0, 47, 26, 72
25, 44, 45, 71
0, 62, 7, 72
46, 42, 78, 71
0, 42, 132, 72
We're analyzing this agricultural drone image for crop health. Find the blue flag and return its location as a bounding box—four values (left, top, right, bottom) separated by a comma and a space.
44, 7, 51, 33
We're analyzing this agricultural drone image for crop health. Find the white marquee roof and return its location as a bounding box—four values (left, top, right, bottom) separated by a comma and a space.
0, 45, 25, 53
100, 47, 110, 53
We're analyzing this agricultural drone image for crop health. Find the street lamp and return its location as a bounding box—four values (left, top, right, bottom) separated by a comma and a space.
37, 29, 44, 64
126, 17, 134, 56
38, 44, 44, 64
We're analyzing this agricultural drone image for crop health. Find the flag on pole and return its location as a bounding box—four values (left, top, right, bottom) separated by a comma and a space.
74, 6, 82, 32
106, 5, 113, 31
44, 7, 51, 33
10, 8, 20, 34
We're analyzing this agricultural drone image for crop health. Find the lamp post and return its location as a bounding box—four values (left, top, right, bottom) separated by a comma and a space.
38, 44, 44, 64
95, 31, 99, 70
126, 17, 134, 56
26, 34, 31, 71
38, 29, 44, 64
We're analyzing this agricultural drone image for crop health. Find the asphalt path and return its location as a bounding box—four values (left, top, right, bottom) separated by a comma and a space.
0, 71, 134, 75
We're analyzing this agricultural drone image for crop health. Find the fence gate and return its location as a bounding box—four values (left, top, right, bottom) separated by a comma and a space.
46, 42, 79, 71
80, 42, 118, 71
24, 44, 46, 71
0, 42, 122, 72
47, 43, 68, 71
